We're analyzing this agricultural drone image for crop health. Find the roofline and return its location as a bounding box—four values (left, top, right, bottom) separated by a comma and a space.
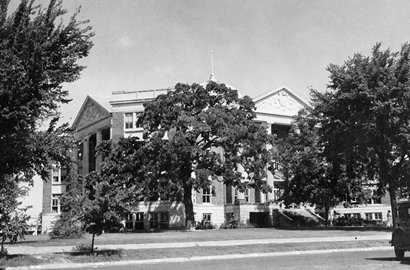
253, 85, 311, 108
71, 95, 111, 130
112, 88, 173, 95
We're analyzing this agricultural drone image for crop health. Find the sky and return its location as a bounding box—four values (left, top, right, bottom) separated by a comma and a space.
9, 0, 410, 123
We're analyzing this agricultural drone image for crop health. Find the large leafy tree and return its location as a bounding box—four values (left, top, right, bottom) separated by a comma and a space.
140, 82, 274, 228
0, 0, 93, 182
312, 43, 410, 225
278, 109, 362, 224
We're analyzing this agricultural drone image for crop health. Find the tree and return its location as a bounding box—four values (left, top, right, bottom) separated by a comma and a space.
79, 141, 141, 251
312, 43, 410, 226
49, 165, 84, 239
0, 0, 93, 183
278, 109, 362, 224
139, 82, 275, 229
0, 176, 30, 256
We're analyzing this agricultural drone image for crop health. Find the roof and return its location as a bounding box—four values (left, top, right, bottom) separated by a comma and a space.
253, 85, 310, 108
71, 95, 112, 130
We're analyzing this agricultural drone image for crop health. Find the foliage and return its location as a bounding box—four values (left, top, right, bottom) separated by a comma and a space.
311, 43, 410, 224
0, 0, 92, 248
79, 158, 137, 251
219, 218, 240, 229
282, 209, 321, 227
0, 0, 93, 182
49, 213, 83, 239
49, 160, 84, 239
72, 243, 94, 253
0, 176, 30, 255
278, 109, 362, 223
333, 216, 384, 227
138, 81, 275, 228
195, 220, 215, 230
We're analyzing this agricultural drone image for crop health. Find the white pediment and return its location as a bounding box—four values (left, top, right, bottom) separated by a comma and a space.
254, 87, 309, 116
72, 96, 111, 130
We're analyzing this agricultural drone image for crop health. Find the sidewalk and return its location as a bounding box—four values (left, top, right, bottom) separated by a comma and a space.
5, 246, 394, 270
6, 234, 391, 255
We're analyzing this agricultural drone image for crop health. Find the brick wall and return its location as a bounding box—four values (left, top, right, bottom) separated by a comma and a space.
111, 112, 124, 142
42, 170, 52, 214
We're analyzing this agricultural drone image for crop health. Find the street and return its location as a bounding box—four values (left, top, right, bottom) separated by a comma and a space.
60, 249, 410, 270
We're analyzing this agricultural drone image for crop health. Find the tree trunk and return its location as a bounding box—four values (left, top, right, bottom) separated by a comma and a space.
1, 236, 5, 256
91, 233, 95, 253
324, 205, 329, 226
388, 183, 397, 229
183, 184, 195, 230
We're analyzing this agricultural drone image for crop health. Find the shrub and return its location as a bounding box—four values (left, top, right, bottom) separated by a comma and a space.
195, 220, 215, 230
283, 209, 321, 226
220, 219, 256, 229
72, 243, 94, 252
333, 216, 384, 227
220, 218, 239, 229
49, 214, 83, 239
0, 248, 7, 258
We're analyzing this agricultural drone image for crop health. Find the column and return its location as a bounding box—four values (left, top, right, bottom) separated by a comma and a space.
82, 136, 90, 176
96, 130, 103, 170
266, 171, 275, 201
260, 191, 266, 203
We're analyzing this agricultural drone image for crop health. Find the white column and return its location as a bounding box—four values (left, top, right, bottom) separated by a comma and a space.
96, 130, 103, 170
266, 171, 275, 201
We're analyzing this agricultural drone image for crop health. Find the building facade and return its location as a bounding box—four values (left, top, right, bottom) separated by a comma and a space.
68, 78, 310, 230
24, 79, 392, 233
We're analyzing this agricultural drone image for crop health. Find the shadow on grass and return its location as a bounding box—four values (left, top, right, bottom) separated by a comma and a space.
367, 256, 410, 265
0, 254, 43, 268
64, 249, 123, 257
274, 226, 393, 232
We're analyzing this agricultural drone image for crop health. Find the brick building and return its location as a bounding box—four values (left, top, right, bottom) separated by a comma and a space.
68, 77, 309, 230
24, 78, 392, 233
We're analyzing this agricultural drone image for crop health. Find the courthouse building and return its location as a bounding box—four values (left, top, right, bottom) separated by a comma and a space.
64, 76, 309, 230
33, 76, 391, 232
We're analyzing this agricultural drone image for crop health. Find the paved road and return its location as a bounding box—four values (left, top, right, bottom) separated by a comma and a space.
57, 249, 410, 270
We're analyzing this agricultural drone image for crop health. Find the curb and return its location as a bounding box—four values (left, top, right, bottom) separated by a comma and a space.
5, 246, 392, 270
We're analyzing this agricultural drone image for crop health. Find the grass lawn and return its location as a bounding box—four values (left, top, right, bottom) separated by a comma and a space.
9, 227, 392, 247
0, 239, 390, 267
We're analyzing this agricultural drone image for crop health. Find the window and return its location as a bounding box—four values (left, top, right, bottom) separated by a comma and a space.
149, 212, 169, 229
52, 164, 60, 183
159, 212, 169, 229
52, 175, 60, 183
135, 113, 142, 128
51, 194, 61, 213
126, 212, 144, 230
244, 188, 249, 202
353, 213, 361, 219
374, 212, 382, 220
203, 213, 211, 224
125, 113, 133, 129
365, 213, 372, 220
202, 187, 211, 203
124, 112, 143, 130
